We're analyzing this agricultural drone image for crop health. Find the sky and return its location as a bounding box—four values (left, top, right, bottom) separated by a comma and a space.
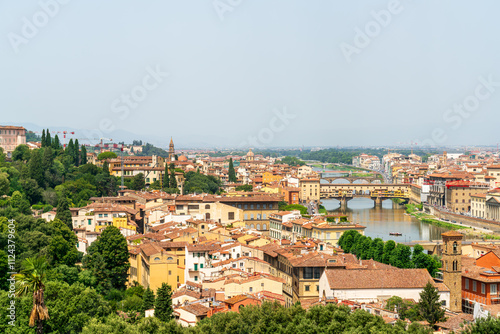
1, 1, 499, 149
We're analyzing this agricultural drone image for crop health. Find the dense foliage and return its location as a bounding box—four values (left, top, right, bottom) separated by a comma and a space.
338, 230, 441, 276
277, 156, 306, 166
183, 171, 222, 194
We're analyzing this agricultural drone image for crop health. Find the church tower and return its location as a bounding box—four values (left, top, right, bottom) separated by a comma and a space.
168, 137, 175, 161
441, 230, 463, 312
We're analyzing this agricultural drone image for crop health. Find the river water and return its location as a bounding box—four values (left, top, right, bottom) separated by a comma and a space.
322, 198, 448, 242
314, 167, 449, 242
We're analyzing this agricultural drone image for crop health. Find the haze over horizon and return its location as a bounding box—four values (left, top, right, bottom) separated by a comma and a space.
2, 1, 500, 149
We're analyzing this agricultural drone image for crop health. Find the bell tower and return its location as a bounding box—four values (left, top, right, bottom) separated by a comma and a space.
441, 230, 463, 312
168, 137, 175, 161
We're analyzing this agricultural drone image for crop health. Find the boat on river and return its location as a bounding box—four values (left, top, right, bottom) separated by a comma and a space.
389, 232, 402, 236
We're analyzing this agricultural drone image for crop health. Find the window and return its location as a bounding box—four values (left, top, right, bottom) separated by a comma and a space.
244, 214, 248, 220
257, 204, 260, 209
473, 281, 477, 292
316, 285, 319, 292
194, 276, 198, 281
168, 270, 172, 275
200, 263, 204, 269
261, 283, 264, 287
465, 279, 469, 290
205, 204, 210, 209
250, 214, 254, 220
482, 283, 486, 294
228, 212, 235, 220
305, 285, 310, 291
263, 224, 267, 230
154, 257, 160, 261
194, 264, 198, 271
167, 257, 173, 261
314, 267, 321, 279
453, 242, 458, 253
250, 204, 254, 209
263, 214, 266, 219
491, 284, 497, 295
303, 267, 313, 279
249, 287, 253, 292
263, 204, 266, 209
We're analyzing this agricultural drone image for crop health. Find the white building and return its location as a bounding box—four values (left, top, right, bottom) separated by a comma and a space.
319, 268, 450, 307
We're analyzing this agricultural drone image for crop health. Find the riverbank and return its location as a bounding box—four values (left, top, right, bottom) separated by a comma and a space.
404, 204, 500, 240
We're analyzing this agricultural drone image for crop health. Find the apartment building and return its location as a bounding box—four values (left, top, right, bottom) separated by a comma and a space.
0, 125, 26, 157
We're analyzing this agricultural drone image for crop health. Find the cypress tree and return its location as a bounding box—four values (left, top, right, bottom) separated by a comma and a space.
80, 145, 87, 165
66, 139, 74, 163
228, 158, 237, 183
41, 129, 46, 147
74, 139, 80, 166
46, 129, 52, 147
52, 135, 60, 150
102, 161, 110, 175
155, 283, 173, 321
42, 147, 54, 171
142, 288, 155, 314
28, 150, 44, 187
169, 163, 177, 189
163, 164, 170, 190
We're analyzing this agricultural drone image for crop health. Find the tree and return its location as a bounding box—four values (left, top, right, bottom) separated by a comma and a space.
142, 288, 155, 314
382, 240, 396, 264
0, 172, 10, 196
228, 158, 237, 183
12, 144, 31, 161
55, 195, 72, 230
163, 164, 170, 190
11, 190, 32, 214
84, 226, 130, 292
28, 149, 44, 187
66, 139, 75, 164
14, 256, 50, 334
418, 282, 445, 327
80, 145, 88, 165
41, 129, 46, 147
131, 173, 145, 190
389, 244, 413, 268
52, 135, 60, 150
98, 151, 117, 160
74, 139, 80, 166
463, 316, 500, 333
45, 129, 52, 147
169, 163, 177, 189
235, 184, 253, 192
155, 283, 173, 322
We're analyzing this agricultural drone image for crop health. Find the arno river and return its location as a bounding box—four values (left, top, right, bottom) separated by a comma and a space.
322, 197, 448, 242
313, 167, 449, 242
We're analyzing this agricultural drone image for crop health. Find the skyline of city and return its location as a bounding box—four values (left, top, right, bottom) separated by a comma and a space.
2, 1, 500, 148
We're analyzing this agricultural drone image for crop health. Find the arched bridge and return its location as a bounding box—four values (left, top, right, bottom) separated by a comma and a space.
320, 183, 411, 208
320, 171, 383, 184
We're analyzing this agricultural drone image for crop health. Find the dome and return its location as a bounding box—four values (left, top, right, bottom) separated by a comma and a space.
246, 149, 254, 157
178, 155, 188, 162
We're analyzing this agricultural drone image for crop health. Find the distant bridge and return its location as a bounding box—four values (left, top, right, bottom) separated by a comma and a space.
319, 171, 383, 184
320, 183, 411, 208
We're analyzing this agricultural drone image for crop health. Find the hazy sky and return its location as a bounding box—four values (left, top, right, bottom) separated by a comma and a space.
1, 1, 499, 149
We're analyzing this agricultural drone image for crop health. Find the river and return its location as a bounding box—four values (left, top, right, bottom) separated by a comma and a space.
314, 167, 449, 242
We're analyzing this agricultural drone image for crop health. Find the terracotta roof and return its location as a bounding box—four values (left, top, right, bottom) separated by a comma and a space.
325, 269, 445, 290
180, 303, 210, 316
